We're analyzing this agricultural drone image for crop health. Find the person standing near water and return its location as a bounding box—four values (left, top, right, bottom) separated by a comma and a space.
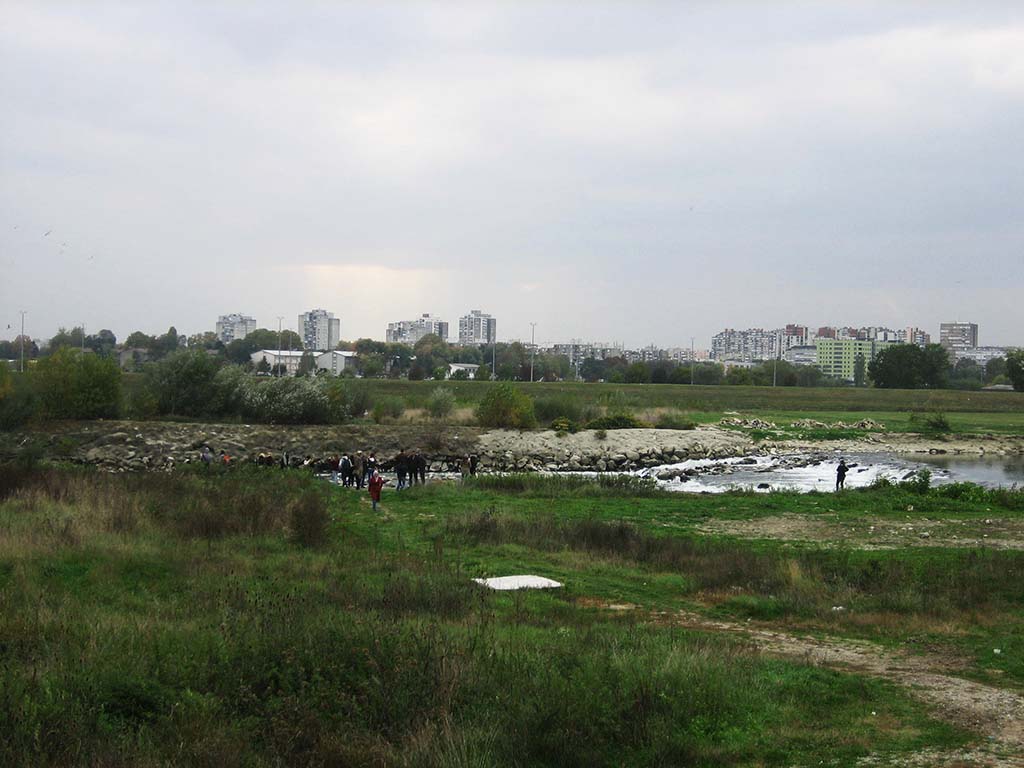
836, 459, 849, 491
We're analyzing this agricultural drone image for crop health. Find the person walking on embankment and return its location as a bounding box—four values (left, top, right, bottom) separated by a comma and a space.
368, 469, 385, 511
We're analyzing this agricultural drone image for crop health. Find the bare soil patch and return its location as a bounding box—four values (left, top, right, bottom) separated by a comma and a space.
695, 513, 1024, 551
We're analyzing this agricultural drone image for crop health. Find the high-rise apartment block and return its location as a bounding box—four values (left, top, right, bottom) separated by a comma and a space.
298, 309, 340, 351
215, 313, 257, 345
458, 310, 497, 345
815, 338, 898, 382
939, 322, 978, 359
898, 327, 931, 347
710, 328, 780, 362
386, 314, 449, 345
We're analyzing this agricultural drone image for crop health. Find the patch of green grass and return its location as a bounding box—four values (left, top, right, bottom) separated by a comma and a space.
4, 465, 1013, 765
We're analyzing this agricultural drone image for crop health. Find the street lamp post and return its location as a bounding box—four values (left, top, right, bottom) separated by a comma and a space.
690, 336, 695, 385
276, 316, 284, 377
19, 310, 26, 373
530, 323, 537, 383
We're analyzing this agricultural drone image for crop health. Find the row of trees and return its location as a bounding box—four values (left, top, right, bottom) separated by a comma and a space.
869, 344, 1024, 390
3, 327, 1023, 391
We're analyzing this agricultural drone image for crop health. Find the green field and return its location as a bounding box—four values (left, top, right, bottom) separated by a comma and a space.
3, 464, 1022, 766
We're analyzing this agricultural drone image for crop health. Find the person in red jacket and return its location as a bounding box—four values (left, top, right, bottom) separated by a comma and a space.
368, 469, 385, 511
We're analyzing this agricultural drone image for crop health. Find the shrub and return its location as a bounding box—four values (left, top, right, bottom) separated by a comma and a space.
290, 491, 330, 547
909, 410, 952, 433
550, 417, 579, 434
655, 411, 697, 430
34, 348, 122, 419
594, 428, 608, 441
239, 377, 330, 424
372, 396, 406, 424
144, 349, 221, 417
475, 383, 536, 429
426, 387, 456, 420
0, 363, 35, 429
585, 414, 645, 430
325, 379, 372, 422
534, 395, 586, 425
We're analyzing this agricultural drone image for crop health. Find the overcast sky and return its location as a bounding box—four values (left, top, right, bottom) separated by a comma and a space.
2, 1, 1022, 349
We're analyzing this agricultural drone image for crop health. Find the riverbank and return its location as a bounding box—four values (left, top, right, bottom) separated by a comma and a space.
2, 420, 1023, 474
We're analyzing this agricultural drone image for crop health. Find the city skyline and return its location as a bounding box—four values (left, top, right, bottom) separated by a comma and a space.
2, 3, 1023, 348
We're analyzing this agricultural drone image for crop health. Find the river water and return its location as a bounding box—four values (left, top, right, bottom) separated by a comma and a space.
639, 452, 1024, 494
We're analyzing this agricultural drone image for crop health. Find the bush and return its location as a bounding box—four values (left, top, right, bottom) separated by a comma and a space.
34, 348, 122, 419
909, 410, 952, 433
0, 364, 35, 429
426, 387, 455, 420
550, 417, 579, 434
533, 395, 592, 425
372, 396, 406, 424
144, 349, 220, 417
585, 414, 646, 430
594, 428, 608, 441
325, 379, 372, 422
475, 383, 536, 429
239, 377, 330, 424
290, 491, 330, 547
655, 411, 697, 430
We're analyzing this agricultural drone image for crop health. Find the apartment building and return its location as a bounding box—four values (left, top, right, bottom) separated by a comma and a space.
940, 322, 979, 359
458, 310, 497, 345
215, 313, 257, 345
386, 314, 449, 345
298, 309, 340, 352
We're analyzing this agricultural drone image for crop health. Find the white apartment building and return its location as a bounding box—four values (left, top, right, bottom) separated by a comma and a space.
956, 346, 1009, 367
386, 314, 449, 345
250, 349, 306, 376
298, 309, 340, 352
316, 350, 357, 375
458, 310, 497, 345
215, 313, 257, 345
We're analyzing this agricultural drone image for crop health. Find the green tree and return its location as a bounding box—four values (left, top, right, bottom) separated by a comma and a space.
625, 362, 649, 383
426, 387, 456, 419
255, 355, 271, 374
920, 344, 950, 389
869, 344, 924, 389
475, 363, 491, 381
985, 356, 1007, 384
34, 347, 122, 419
1006, 349, 1024, 391
476, 383, 536, 429
124, 331, 157, 349
144, 349, 221, 416
297, 351, 317, 377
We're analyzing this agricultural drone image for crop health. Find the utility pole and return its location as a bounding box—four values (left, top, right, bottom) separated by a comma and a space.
80, 323, 85, 354
492, 331, 497, 380
19, 310, 26, 373
690, 337, 695, 385
529, 323, 537, 383
276, 316, 284, 377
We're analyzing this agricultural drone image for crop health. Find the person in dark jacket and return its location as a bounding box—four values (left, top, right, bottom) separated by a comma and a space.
352, 451, 365, 489
836, 459, 849, 491
414, 452, 427, 485
340, 454, 352, 486
395, 449, 408, 490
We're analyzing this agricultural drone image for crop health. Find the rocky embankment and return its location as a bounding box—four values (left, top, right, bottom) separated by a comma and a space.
476, 427, 756, 472
1, 420, 1021, 474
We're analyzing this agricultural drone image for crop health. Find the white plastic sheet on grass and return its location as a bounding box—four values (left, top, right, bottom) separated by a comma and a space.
472, 575, 563, 591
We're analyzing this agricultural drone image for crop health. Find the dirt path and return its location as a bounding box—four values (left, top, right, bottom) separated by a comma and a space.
653, 609, 1024, 767
694, 513, 1024, 551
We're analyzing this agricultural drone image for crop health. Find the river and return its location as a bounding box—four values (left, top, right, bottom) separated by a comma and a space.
640, 452, 1024, 494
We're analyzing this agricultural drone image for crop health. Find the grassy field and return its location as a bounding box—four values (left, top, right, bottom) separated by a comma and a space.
4, 463, 1023, 765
